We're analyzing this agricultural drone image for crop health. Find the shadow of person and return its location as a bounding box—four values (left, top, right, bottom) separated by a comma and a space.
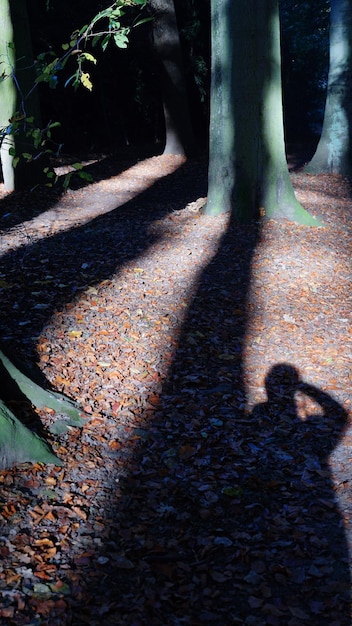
249, 363, 351, 623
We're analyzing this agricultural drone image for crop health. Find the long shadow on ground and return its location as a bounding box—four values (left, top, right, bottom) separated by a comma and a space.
0, 153, 350, 624
0, 145, 161, 233
69, 211, 350, 623
0, 156, 205, 451
0, 157, 206, 361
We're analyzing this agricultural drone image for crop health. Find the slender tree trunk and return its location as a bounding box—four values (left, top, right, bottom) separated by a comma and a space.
0, 0, 16, 192
0, 0, 43, 192
11, 0, 44, 190
150, 0, 196, 156
305, 0, 352, 175
205, 0, 320, 225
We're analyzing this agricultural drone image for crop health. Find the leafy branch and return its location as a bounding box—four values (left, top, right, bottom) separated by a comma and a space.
0, 0, 149, 189
34, 0, 149, 92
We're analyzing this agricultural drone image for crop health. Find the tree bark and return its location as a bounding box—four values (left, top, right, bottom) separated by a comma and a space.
305, 0, 352, 175
0, 0, 44, 192
205, 0, 320, 225
150, 0, 196, 156
0, 348, 85, 468
0, 0, 16, 192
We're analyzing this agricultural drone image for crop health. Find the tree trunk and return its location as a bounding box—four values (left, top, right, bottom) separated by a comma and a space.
0, 398, 61, 469
205, 0, 320, 225
305, 0, 352, 175
0, 0, 16, 192
150, 0, 196, 156
0, 348, 85, 468
0, 0, 44, 192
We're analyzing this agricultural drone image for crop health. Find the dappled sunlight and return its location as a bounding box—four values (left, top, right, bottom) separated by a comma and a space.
38, 206, 226, 416
0, 154, 186, 256
243, 176, 351, 411
292, 171, 352, 206
0, 157, 351, 622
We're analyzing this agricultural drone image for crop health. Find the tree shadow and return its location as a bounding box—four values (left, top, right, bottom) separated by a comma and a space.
0, 155, 206, 459
0, 150, 349, 623
0, 113, 349, 626
69, 214, 262, 623
70, 213, 350, 623
0, 144, 163, 232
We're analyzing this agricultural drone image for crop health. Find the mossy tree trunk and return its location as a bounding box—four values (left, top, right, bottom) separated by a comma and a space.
305, 0, 352, 176
0, 348, 86, 468
205, 0, 320, 225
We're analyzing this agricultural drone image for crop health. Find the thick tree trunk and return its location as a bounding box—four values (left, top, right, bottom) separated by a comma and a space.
150, 0, 196, 156
305, 0, 352, 175
0, 349, 85, 468
205, 0, 320, 225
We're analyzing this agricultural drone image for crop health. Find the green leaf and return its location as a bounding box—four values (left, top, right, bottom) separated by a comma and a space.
78, 23, 89, 36
113, 31, 129, 48
133, 16, 153, 27
92, 8, 110, 23
80, 52, 97, 64
48, 121, 61, 129
92, 35, 102, 47
44, 58, 60, 74
35, 73, 48, 84
78, 171, 93, 182
101, 34, 111, 52
63, 172, 73, 190
109, 19, 121, 30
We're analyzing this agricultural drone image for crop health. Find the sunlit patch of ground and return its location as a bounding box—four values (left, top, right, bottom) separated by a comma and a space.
0, 156, 351, 624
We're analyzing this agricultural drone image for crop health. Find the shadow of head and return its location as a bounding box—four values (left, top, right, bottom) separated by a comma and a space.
264, 362, 300, 404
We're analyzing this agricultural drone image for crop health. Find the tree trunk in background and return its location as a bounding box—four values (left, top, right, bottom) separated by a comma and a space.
305, 0, 352, 175
0, 0, 43, 192
150, 0, 196, 156
0, 0, 16, 192
11, 0, 44, 190
205, 0, 320, 225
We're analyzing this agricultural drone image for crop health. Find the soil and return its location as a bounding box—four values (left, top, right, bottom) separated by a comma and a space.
0, 146, 351, 625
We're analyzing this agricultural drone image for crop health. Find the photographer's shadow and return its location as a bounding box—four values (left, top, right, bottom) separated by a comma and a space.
249, 363, 350, 622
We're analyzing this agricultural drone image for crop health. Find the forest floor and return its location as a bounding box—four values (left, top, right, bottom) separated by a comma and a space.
0, 147, 351, 625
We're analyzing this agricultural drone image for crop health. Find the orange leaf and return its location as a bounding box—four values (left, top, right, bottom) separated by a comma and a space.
149, 394, 160, 406
72, 506, 87, 521
34, 570, 53, 581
